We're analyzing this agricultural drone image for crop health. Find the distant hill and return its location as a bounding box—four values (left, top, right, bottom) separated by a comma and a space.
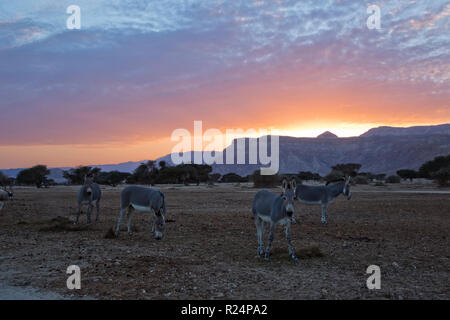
361, 123, 450, 137
1, 124, 449, 179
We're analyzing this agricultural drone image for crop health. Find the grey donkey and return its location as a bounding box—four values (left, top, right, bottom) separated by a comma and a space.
295, 176, 352, 225
252, 178, 299, 262
115, 186, 166, 240
0, 186, 13, 213
76, 175, 102, 224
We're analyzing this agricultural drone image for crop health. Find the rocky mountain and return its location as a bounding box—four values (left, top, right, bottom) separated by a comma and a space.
1, 124, 449, 179
361, 123, 450, 137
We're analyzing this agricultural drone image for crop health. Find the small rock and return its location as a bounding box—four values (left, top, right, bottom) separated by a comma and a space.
164, 292, 171, 297
392, 262, 400, 268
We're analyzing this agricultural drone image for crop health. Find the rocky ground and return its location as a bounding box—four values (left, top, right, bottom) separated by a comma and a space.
0, 183, 448, 299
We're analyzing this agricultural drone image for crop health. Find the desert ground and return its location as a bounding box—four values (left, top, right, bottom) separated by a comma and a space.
0, 182, 449, 300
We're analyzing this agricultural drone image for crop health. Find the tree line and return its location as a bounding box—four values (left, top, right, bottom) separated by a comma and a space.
1, 154, 449, 188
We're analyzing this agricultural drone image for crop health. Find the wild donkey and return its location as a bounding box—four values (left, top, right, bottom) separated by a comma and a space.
252, 178, 299, 262
0, 186, 13, 213
295, 176, 352, 225
115, 186, 166, 240
76, 175, 101, 224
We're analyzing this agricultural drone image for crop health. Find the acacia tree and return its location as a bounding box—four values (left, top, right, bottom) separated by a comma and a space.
331, 163, 362, 177
418, 155, 450, 178
17, 165, 50, 188
0, 171, 8, 186
396, 169, 418, 181
63, 166, 101, 184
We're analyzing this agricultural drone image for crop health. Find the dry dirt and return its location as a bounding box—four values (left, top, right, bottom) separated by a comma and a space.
0, 183, 449, 300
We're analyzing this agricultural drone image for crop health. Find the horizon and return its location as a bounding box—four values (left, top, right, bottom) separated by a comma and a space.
1, 122, 449, 170
1, 1, 449, 168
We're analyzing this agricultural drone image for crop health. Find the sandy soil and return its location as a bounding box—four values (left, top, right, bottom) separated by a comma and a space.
0, 183, 448, 300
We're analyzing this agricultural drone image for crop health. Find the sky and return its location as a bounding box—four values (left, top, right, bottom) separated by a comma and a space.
0, 0, 449, 168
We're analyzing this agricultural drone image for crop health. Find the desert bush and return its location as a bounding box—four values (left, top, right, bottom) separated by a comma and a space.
386, 175, 401, 183
298, 171, 321, 181
431, 166, 450, 187
396, 169, 418, 181
96, 171, 131, 187
353, 175, 368, 184
251, 170, 279, 188
331, 163, 361, 177
324, 170, 344, 183
221, 173, 246, 183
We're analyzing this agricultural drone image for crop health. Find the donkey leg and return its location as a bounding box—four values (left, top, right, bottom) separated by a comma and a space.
254, 217, 264, 257
115, 208, 127, 236
0, 201, 4, 213
95, 201, 100, 222
75, 203, 82, 225
86, 203, 93, 224
321, 204, 328, 225
264, 222, 275, 260
127, 207, 134, 235
285, 223, 299, 263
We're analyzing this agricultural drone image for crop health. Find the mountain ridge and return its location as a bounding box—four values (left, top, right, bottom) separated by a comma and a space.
1, 124, 449, 179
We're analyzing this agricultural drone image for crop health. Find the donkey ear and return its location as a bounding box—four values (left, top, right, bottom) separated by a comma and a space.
281, 178, 288, 191
291, 178, 297, 190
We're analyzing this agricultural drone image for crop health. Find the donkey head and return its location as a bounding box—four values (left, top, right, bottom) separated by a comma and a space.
153, 193, 166, 240
2, 186, 13, 200
281, 178, 297, 217
83, 174, 96, 194
343, 176, 352, 200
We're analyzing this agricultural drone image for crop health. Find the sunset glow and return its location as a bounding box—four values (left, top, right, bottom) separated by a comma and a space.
0, 1, 449, 169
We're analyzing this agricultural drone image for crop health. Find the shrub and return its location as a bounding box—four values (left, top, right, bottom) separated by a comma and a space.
353, 175, 368, 184
431, 166, 450, 187
418, 155, 450, 178
324, 170, 344, 183
396, 169, 418, 181
386, 175, 401, 183
221, 173, 246, 183
251, 170, 279, 188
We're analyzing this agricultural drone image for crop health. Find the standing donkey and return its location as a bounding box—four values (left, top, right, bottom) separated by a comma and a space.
252, 178, 299, 262
76, 174, 101, 224
295, 176, 352, 225
0, 186, 13, 213
115, 186, 166, 240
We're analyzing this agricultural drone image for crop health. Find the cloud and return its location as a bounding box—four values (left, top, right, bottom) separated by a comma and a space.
0, 0, 448, 151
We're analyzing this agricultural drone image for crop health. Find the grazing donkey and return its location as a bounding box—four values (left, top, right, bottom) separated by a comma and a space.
76, 175, 101, 224
252, 178, 299, 262
115, 186, 166, 240
295, 176, 352, 225
0, 186, 13, 213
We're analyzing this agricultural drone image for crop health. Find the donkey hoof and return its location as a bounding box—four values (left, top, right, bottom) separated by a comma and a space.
321, 221, 328, 226
291, 256, 299, 263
